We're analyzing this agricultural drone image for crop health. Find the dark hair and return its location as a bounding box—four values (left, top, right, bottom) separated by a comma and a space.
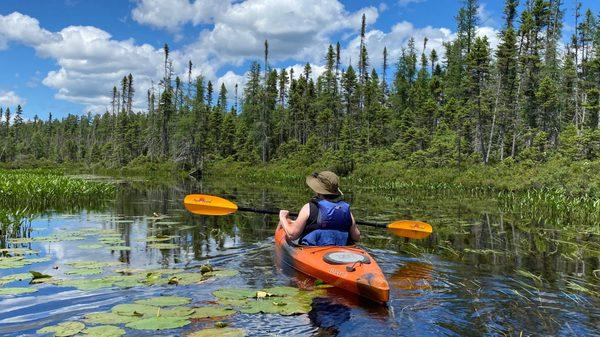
317, 193, 340, 201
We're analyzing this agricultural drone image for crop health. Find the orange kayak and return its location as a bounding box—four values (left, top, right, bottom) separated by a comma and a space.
275, 226, 390, 303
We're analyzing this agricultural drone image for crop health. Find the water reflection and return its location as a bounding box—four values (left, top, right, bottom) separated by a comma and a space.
0, 177, 597, 336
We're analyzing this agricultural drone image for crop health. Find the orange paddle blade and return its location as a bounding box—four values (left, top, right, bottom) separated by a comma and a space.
183, 194, 239, 216
387, 220, 433, 239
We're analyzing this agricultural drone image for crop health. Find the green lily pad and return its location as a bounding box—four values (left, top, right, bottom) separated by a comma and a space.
188, 327, 246, 337
142, 235, 175, 243
147, 243, 179, 250
143, 273, 170, 286
105, 274, 146, 288
204, 270, 239, 278
33, 236, 62, 243
135, 296, 191, 307
159, 306, 196, 317
105, 246, 131, 251
213, 288, 256, 300
153, 221, 181, 225
111, 303, 159, 317
262, 286, 300, 297
190, 306, 236, 319
0, 287, 37, 295
0, 248, 38, 255
36, 321, 85, 336
0, 272, 31, 286
66, 261, 122, 269
57, 278, 114, 291
239, 298, 311, 315
99, 238, 125, 245
168, 273, 207, 285
8, 237, 33, 244
83, 312, 139, 325
26, 257, 52, 264
77, 244, 105, 250
125, 317, 190, 330
66, 268, 103, 276
81, 325, 125, 337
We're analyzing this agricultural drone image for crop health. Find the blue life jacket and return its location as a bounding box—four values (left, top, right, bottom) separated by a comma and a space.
300, 199, 352, 246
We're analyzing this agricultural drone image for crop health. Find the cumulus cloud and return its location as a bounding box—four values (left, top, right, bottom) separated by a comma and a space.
0, 12, 173, 112
154, 0, 378, 65
0, 90, 26, 107
132, 0, 228, 33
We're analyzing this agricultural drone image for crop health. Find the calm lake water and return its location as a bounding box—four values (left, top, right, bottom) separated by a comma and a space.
0, 176, 598, 336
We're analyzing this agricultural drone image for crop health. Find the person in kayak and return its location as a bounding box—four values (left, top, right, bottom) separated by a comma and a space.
278, 171, 360, 246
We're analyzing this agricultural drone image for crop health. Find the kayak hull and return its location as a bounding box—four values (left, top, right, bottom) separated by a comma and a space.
275, 226, 389, 303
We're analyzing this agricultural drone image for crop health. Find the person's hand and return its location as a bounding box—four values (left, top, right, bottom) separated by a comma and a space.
279, 210, 290, 219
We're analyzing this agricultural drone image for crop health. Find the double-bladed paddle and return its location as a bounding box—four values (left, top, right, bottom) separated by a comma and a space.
183, 194, 433, 239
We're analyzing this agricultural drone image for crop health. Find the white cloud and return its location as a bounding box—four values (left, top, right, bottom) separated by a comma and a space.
132, 0, 228, 33
0, 12, 57, 50
0, 12, 173, 112
398, 0, 424, 6
0, 90, 26, 107
159, 0, 378, 65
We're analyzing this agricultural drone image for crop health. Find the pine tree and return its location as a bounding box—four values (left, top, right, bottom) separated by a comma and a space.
217, 83, 228, 111
127, 74, 134, 113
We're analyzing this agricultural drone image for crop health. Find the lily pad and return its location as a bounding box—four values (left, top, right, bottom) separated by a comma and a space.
0, 287, 37, 295
83, 312, 139, 325
0, 272, 31, 286
159, 306, 196, 317
239, 298, 310, 316
66, 261, 122, 269
125, 317, 190, 330
26, 257, 53, 264
190, 306, 236, 319
135, 296, 191, 307
142, 235, 175, 243
0, 248, 38, 255
262, 286, 300, 297
147, 243, 179, 250
57, 278, 114, 291
153, 221, 181, 225
36, 321, 85, 336
188, 327, 246, 337
204, 270, 239, 278
8, 237, 34, 244
81, 325, 125, 337
212, 288, 259, 300
66, 268, 103, 276
168, 273, 207, 285
77, 244, 105, 250
111, 303, 159, 317
105, 246, 131, 251
99, 238, 125, 245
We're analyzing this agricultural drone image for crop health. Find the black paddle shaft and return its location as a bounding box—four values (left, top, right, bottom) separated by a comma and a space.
236, 206, 387, 229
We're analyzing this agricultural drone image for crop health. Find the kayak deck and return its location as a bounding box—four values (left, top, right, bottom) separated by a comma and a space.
275, 226, 389, 303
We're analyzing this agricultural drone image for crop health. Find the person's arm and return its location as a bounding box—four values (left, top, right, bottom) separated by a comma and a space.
349, 212, 360, 242
278, 203, 310, 240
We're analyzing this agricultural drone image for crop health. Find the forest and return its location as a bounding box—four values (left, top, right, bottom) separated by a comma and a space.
1, 0, 599, 178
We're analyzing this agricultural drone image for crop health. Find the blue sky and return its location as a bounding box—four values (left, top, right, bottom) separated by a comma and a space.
0, 0, 598, 119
